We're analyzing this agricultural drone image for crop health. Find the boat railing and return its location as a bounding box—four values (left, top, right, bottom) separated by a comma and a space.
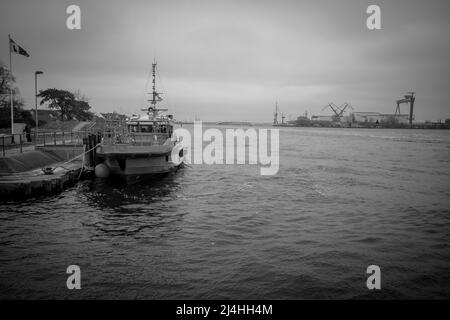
131, 133, 169, 145
101, 132, 170, 146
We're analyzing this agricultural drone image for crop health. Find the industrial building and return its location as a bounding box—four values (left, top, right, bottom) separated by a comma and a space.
309, 93, 416, 127
306, 111, 411, 127
350, 112, 411, 124
311, 115, 334, 122
279, 93, 421, 128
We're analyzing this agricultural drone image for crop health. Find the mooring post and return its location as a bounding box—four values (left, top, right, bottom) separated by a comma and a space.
83, 137, 90, 168
89, 135, 93, 166
19, 134, 23, 153
92, 134, 97, 166
90, 134, 95, 167
87, 134, 92, 167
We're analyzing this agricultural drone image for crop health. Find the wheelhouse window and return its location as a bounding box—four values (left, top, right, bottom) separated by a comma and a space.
140, 125, 154, 133
128, 123, 173, 135
128, 124, 154, 133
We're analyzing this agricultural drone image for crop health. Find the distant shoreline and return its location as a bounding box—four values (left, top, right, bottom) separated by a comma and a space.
176, 122, 450, 129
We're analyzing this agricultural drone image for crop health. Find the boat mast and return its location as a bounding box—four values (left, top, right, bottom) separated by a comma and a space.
149, 60, 163, 107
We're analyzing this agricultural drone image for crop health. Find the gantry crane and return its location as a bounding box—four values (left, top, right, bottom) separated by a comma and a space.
395, 92, 415, 125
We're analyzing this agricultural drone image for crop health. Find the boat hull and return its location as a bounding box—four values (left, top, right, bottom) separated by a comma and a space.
96, 143, 185, 178
104, 156, 180, 176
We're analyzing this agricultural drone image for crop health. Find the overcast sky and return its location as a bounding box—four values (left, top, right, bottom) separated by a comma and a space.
1, 0, 449, 122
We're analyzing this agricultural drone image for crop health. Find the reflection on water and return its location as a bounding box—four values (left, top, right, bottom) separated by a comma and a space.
83, 170, 186, 211
78, 169, 188, 238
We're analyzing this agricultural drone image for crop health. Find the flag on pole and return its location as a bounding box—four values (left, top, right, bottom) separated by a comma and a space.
8, 35, 29, 140
9, 36, 30, 57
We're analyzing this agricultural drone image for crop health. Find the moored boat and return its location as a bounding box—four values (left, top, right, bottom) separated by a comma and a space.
95, 61, 185, 179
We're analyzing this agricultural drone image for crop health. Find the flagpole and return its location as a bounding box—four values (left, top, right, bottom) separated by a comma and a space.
8, 34, 14, 142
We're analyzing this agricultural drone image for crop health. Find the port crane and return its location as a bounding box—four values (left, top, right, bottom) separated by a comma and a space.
273, 101, 286, 125
273, 102, 279, 125
322, 102, 353, 122
395, 92, 415, 125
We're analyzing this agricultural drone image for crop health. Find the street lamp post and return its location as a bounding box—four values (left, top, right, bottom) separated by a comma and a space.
35, 71, 43, 143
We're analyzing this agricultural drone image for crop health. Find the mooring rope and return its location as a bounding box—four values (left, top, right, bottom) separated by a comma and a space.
43, 141, 104, 176
59, 141, 103, 168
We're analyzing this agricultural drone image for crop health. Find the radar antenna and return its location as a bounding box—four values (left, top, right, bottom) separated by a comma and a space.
144, 60, 167, 116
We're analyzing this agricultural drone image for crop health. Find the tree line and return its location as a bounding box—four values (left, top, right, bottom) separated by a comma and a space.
0, 60, 93, 129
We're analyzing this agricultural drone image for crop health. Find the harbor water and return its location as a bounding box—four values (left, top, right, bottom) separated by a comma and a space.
1, 126, 450, 299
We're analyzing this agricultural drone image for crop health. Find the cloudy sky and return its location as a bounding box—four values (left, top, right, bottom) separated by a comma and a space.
0, 0, 449, 122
